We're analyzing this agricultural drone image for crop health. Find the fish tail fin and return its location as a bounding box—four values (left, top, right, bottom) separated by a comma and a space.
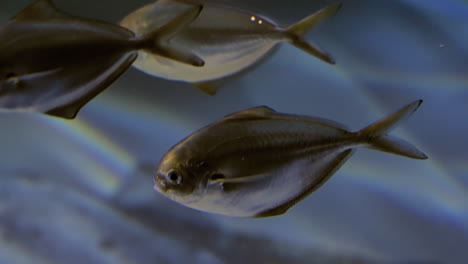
285, 3, 342, 64
139, 5, 205, 67
356, 100, 428, 159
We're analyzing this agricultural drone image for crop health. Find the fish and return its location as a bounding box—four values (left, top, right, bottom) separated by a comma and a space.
0, 0, 204, 119
154, 100, 428, 217
120, 0, 342, 95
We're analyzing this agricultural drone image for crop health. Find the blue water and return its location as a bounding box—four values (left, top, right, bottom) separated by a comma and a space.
0, 0, 467, 263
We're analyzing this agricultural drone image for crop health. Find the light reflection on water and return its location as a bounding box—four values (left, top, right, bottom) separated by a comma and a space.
0, 0, 467, 263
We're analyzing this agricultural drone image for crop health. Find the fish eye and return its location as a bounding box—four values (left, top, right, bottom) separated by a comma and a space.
167, 169, 182, 185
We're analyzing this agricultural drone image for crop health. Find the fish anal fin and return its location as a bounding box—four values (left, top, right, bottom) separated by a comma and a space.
12, 0, 70, 21
193, 81, 219, 96
45, 52, 138, 119
46, 105, 79, 119
255, 149, 354, 218
223, 106, 277, 121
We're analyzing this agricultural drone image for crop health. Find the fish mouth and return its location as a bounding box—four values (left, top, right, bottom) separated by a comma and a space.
154, 173, 168, 193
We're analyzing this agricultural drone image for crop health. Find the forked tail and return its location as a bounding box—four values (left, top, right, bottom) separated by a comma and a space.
356, 100, 428, 159
139, 5, 205, 67
285, 3, 342, 64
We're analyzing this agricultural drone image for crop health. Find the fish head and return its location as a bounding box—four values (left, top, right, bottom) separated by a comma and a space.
154, 144, 222, 204
155, 154, 202, 195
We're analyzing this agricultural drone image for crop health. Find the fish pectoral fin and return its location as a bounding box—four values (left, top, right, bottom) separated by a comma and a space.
223, 106, 277, 120
18, 68, 62, 82
46, 104, 81, 119
152, 44, 205, 67
12, 0, 71, 21
285, 3, 342, 64
255, 149, 354, 218
193, 81, 219, 96
210, 174, 266, 184
142, 5, 205, 67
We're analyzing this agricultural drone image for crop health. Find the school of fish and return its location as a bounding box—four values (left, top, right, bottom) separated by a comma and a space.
0, 0, 204, 118
0, 0, 428, 217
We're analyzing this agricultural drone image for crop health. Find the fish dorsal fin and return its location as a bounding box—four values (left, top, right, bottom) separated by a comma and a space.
223, 106, 276, 120
12, 0, 70, 22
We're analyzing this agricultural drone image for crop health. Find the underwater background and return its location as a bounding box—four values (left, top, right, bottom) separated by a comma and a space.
1, 0, 467, 263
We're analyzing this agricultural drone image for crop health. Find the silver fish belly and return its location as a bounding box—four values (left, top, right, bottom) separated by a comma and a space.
120, 0, 341, 95
155, 101, 427, 217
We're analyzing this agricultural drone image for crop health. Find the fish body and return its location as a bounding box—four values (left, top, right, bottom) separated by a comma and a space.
155, 100, 427, 217
120, 0, 341, 95
0, 0, 203, 119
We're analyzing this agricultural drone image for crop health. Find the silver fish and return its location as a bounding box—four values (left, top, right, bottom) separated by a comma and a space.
0, 0, 204, 119
120, 0, 341, 95
155, 100, 427, 217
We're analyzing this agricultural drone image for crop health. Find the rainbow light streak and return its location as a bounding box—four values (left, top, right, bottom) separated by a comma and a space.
338, 63, 468, 93
92, 93, 203, 135
403, 0, 468, 17
343, 101, 467, 224
41, 116, 135, 198
346, 155, 468, 227
332, 20, 468, 93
